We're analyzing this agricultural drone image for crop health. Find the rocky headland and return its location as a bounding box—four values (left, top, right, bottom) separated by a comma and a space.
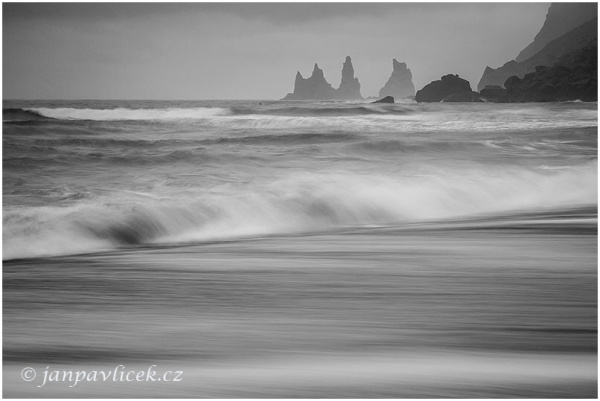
499, 39, 597, 102
515, 2, 598, 62
477, 4, 597, 91
281, 3, 597, 103
417, 2, 597, 103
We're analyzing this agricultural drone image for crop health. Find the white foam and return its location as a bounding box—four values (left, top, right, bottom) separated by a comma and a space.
27, 107, 231, 121
4, 161, 597, 260
24, 105, 597, 133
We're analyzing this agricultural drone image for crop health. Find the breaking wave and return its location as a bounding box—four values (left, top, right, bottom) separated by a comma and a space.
4, 104, 412, 122
4, 163, 597, 260
4, 104, 596, 134
3, 108, 55, 122
231, 104, 414, 117
3, 107, 232, 121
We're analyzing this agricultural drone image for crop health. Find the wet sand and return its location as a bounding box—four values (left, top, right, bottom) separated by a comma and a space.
3, 208, 597, 397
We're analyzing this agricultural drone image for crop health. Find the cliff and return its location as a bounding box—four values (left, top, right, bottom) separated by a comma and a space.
516, 3, 598, 62
378, 59, 415, 99
477, 16, 598, 91
501, 39, 597, 102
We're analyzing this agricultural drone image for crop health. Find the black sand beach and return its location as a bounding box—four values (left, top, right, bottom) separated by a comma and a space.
4, 207, 597, 397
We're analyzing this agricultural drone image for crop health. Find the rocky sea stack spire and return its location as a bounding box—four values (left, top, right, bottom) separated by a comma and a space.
283, 63, 336, 100
283, 57, 362, 100
378, 59, 415, 99
336, 56, 362, 99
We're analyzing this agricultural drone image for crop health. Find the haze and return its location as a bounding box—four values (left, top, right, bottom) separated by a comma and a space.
3, 3, 550, 100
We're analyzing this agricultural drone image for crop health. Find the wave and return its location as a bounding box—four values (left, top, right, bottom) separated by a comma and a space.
347, 135, 598, 158
231, 104, 414, 117
3, 131, 359, 170
3, 108, 55, 122
4, 105, 596, 135
3, 107, 232, 121
199, 132, 358, 146
3, 162, 597, 260
3, 104, 412, 122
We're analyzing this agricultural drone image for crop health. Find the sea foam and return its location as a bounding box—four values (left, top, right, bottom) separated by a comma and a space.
3, 162, 597, 260
25, 107, 231, 121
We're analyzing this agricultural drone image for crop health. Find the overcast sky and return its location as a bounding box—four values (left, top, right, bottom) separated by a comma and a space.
3, 2, 550, 100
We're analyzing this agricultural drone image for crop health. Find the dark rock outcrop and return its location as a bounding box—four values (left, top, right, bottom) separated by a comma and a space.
372, 96, 394, 104
415, 74, 472, 103
283, 63, 336, 100
480, 85, 507, 102
516, 3, 598, 62
378, 59, 415, 99
477, 14, 598, 91
337, 56, 362, 99
501, 39, 597, 102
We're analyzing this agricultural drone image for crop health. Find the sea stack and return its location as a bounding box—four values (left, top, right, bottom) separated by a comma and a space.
415, 74, 473, 102
336, 56, 362, 99
283, 63, 336, 100
283, 58, 363, 100
378, 59, 415, 99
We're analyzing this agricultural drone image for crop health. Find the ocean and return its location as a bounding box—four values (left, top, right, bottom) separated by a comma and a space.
3, 99, 598, 397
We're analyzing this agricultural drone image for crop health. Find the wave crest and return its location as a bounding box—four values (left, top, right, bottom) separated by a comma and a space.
4, 107, 232, 121
3, 163, 597, 260
3, 108, 54, 122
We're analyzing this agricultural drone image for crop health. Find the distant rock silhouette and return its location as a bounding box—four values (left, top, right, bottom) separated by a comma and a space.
336, 56, 362, 99
372, 96, 394, 104
283, 63, 336, 100
378, 59, 415, 99
283, 57, 362, 100
477, 7, 598, 91
415, 74, 472, 102
516, 3, 598, 62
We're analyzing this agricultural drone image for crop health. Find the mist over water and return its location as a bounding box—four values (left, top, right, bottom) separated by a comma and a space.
3, 100, 597, 397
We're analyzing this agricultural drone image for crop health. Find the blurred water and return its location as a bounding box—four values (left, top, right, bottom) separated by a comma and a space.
2, 100, 597, 397
3, 100, 597, 260
3, 208, 597, 397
